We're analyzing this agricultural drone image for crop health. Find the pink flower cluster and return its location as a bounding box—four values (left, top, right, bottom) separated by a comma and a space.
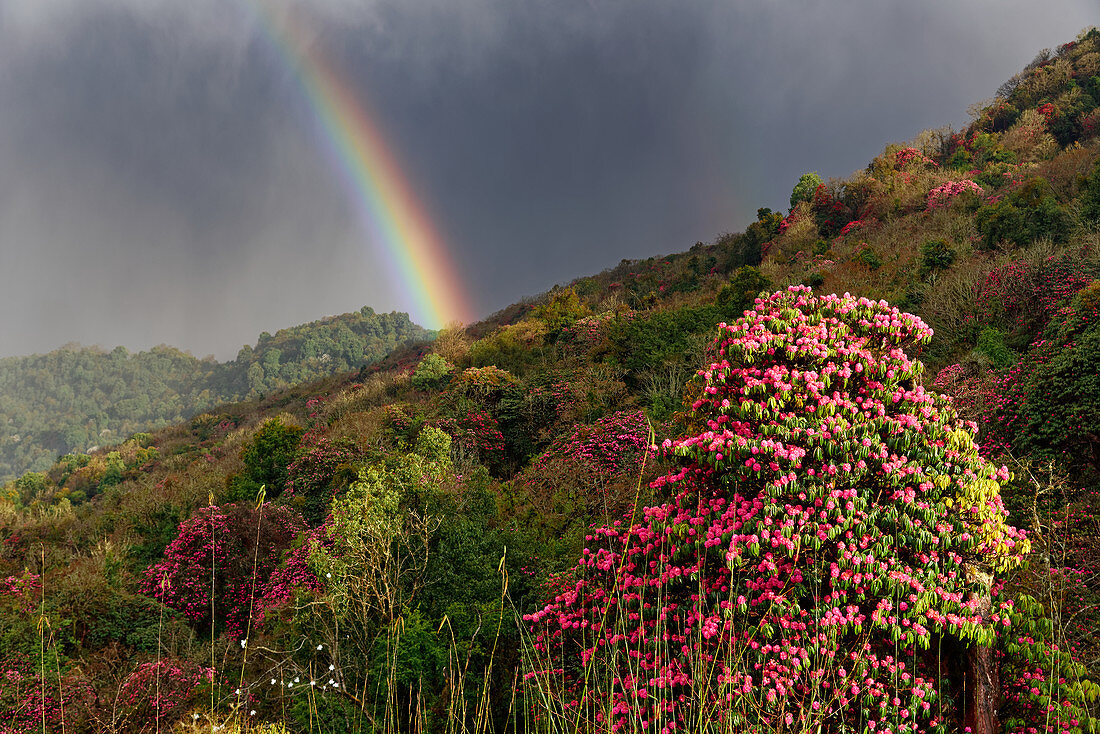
115, 659, 214, 728
0, 655, 94, 733
0, 572, 40, 614
895, 147, 937, 168
926, 180, 983, 210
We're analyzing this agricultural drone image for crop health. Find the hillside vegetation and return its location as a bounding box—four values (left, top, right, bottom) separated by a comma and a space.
0, 307, 430, 482
4, 29, 1100, 734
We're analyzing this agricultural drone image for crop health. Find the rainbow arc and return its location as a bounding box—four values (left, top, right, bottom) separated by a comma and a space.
250, 2, 474, 329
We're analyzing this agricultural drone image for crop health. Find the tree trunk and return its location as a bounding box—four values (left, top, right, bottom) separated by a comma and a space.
964, 566, 1000, 734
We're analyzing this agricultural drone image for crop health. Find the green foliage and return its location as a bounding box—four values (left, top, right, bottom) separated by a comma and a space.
975, 177, 1070, 250
0, 307, 430, 483
715, 265, 771, 315
240, 417, 305, 496
920, 238, 957, 274
790, 172, 824, 210
1079, 159, 1100, 223
740, 208, 784, 254
606, 304, 722, 382
975, 326, 1017, 368
855, 245, 884, 270
1017, 306, 1100, 472
531, 287, 589, 335
411, 353, 454, 391
997, 593, 1100, 732
800, 270, 825, 288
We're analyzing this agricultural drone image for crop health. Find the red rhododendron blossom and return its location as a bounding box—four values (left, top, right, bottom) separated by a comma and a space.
142, 502, 307, 638
525, 286, 1028, 734
926, 180, 983, 210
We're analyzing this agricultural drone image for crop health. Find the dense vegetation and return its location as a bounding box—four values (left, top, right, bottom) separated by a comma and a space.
4, 28, 1100, 734
0, 307, 430, 482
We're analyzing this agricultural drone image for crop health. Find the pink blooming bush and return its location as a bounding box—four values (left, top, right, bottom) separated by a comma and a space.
0, 655, 94, 734
142, 502, 307, 639
926, 180, 983, 210
113, 659, 214, 732
525, 286, 1030, 734
0, 572, 40, 614
520, 410, 653, 527
895, 146, 937, 169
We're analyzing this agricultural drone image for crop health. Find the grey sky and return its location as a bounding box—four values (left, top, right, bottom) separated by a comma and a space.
0, 0, 1094, 359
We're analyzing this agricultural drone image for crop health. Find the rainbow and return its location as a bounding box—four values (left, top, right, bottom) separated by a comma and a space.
247, 2, 474, 329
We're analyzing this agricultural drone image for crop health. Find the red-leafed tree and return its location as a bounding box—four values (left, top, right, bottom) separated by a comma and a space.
142, 502, 306, 639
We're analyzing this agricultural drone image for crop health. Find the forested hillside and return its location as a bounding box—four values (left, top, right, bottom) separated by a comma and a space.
0, 306, 430, 482
4, 28, 1100, 734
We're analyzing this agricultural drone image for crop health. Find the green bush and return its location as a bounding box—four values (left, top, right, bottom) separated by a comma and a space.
716, 266, 771, 314
790, 172, 824, 210
1078, 160, 1100, 223
411, 353, 454, 391
855, 246, 883, 271
920, 238, 957, 274
800, 271, 825, 288
975, 177, 1070, 250
975, 326, 1017, 368
239, 417, 305, 496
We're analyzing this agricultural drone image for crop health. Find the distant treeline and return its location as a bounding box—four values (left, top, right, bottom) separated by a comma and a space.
0, 306, 430, 481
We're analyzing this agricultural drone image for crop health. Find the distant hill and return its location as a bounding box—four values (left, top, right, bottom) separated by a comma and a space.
0, 306, 430, 480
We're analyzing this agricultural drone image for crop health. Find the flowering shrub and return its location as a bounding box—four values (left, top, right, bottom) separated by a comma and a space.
0, 655, 94, 734
837, 218, 875, 237
114, 659, 214, 731
520, 410, 653, 530
974, 252, 1100, 339
996, 592, 1098, 734
283, 432, 361, 524
811, 184, 854, 238
0, 572, 40, 614
142, 502, 307, 638
926, 180, 984, 210
437, 410, 505, 467
525, 286, 1031, 734
895, 146, 937, 168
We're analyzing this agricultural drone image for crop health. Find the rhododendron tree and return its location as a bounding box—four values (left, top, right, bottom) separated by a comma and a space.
0, 655, 94, 734
142, 502, 307, 638
525, 286, 1035, 734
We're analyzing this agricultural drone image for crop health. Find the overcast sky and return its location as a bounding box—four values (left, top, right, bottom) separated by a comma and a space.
0, 0, 1095, 359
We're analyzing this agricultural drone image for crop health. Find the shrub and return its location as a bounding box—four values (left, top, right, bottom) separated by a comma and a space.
974, 326, 1017, 368
532, 287, 589, 335
517, 410, 653, 537
790, 172, 824, 211
238, 418, 305, 497
855, 245, 883, 270
142, 502, 307, 638
975, 178, 1070, 250
525, 287, 1032, 733
283, 432, 362, 525
926, 180, 984, 210
411, 353, 454, 391
715, 266, 771, 315
920, 238, 958, 274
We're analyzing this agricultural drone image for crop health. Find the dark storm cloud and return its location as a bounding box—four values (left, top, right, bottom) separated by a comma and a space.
0, 0, 1095, 358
